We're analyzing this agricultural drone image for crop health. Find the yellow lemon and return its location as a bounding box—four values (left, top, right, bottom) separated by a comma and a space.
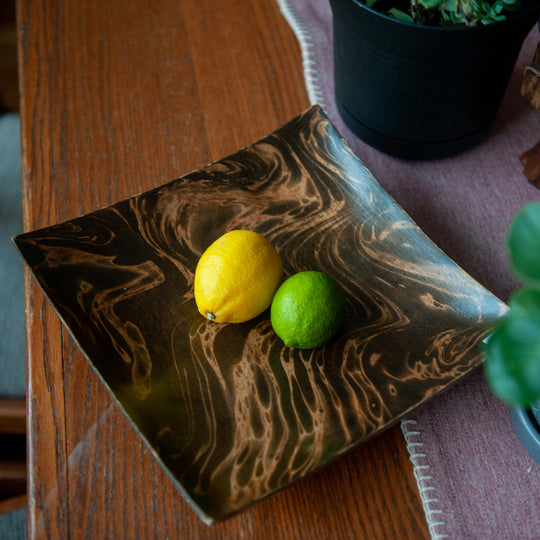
194, 230, 283, 323
270, 271, 346, 348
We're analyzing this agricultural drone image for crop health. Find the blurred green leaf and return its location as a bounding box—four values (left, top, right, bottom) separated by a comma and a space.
509, 287, 540, 317
484, 312, 540, 407
484, 203, 540, 408
508, 202, 540, 283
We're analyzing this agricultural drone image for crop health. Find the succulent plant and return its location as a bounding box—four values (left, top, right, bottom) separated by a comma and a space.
366, 0, 523, 25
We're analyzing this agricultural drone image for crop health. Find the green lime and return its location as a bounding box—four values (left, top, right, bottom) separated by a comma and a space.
270, 271, 346, 349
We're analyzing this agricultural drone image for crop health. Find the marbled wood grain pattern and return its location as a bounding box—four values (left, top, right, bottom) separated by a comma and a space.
14, 105, 506, 523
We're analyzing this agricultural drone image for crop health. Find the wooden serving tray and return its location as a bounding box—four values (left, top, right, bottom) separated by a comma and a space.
14, 106, 506, 523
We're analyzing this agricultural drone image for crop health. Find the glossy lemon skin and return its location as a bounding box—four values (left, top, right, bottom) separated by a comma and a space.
194, 230, 283, 323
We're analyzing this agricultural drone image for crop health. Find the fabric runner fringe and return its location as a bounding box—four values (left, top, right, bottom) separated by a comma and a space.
276, 0, 327, 108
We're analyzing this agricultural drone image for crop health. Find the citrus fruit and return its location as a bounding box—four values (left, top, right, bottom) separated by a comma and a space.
194, 230, 283, 323
270, 271, 346, 349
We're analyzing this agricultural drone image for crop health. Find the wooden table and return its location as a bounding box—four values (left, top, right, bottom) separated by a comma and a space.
17, 0, 429, 537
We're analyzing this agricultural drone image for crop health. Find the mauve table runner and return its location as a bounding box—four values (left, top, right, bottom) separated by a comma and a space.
277, 0, 540, 538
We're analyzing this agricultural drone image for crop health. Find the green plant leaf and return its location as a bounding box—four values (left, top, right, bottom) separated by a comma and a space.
509, 287, 540, 317
508, 201, 540, 284
502, 0, 522, 11
484, 312, 540, 407
387, 7, 415, 22
418, 0, 445, 9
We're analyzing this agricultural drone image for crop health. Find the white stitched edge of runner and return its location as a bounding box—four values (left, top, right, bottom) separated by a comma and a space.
401, 419, 450, 540
275, 0, 327, 108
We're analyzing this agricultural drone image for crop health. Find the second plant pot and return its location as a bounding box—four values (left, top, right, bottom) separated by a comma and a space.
510, 403, 540, 464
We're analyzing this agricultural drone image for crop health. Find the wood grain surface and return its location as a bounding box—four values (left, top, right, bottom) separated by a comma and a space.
17, 0, 436, 537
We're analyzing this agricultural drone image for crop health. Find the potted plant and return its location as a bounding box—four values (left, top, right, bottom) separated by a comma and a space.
328, 0, 540, 159
484, 201, 540, 463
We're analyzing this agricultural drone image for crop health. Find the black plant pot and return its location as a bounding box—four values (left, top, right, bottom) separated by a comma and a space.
329, 0, 540, 160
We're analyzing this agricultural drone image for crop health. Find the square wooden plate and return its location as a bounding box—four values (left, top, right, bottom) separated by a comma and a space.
14, 105, 506, 523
